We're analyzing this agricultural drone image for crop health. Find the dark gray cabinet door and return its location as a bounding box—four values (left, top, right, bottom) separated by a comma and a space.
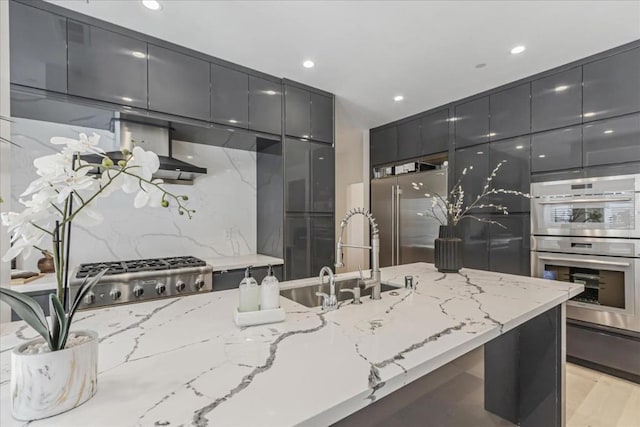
454, 97, 489, 148
285, 85, 310, 138
489, 213, 530, 276
10, 2, 67, 92
490, 136, 531, 213
531, 127, 582, 172
490, 83, 531, 141
68, 21, 147, 108
310, 142, 335, 213
421, 109, 449, 155
456, 215, 489, 271
310, 93, 333, 143
532, 67, 582, 132
310, 215, 335, 275
249, 76, 282, 135
397, 118, 422, 160
583, 113, 640, 167
285, 214, 309, 280
370, 126, 398, 166
583, 48, 640, 121
210, 64, 248, 128
148, 45, 210, 120
11, 290, 53, 321
454, 144, 489, 210
285, 138, 309, 212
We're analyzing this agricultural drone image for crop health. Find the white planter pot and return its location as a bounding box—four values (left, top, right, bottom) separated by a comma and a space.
11, 330, 99, 421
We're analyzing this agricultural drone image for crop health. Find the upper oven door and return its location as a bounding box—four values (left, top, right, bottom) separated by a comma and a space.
531, 174, 640, 238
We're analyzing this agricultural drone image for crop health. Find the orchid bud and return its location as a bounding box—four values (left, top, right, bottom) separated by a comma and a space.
117, 160, 127, 168
179, 210, 184, 215
181, 195, 189, 201
121, 148, 130, 157
102, 157, 114, 168
161, 200, 169, 208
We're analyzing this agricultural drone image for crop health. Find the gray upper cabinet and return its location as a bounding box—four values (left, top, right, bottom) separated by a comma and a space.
68, 21, 147, 108
210, 64, 248, 128
454, 144, 489, 209
532, 67, 582, 132
490, 83, 530, 141
583, 113, 640, 167
249, 76, 282, 135
10, 2, 67, 92
310, 93, 333, 143
489, 136, 531, 213
531, 127, 582, 172
397, 118, 421, 160
148, 45, 210, 121
310, 142, 335, 212
454, 97, 489, 148
285, 85, 310, 138
583, 48, 640, 121
370, 126, 398, 166
421, 109, 449, 155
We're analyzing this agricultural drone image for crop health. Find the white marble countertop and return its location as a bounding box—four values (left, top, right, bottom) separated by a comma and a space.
4, 254, 284, 294
0, 263, 583, 426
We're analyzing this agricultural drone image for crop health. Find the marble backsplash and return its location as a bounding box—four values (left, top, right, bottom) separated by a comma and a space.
8, 117, 257, 271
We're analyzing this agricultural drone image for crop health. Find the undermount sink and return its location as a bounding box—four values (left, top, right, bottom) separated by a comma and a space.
280, 279, 398, 308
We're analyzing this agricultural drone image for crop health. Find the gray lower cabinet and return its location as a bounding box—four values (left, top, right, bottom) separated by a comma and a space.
490, 136, 531, 213
583, 48, 640, 121
370, 126, 398, 166
490, 83, 531, 141
68, 21, 148, 108
397, 118, 422, 160
212, 266, 283, 292
310, 215, 335, 275
249, 76, 282, 135
421, 108, 449, 155
10, 1, 67, 93
148, 45, 210, 121
531, 127, 582, 172
210, 63, 248, 128
454, 97, 489, 148
456, 216, 489, 271
532, 67, 582, 132
310, 93, 333, 143
11, 290, 54, 321
285, 85, 310, 138
583, 113, 640, 167
489, 213, 531, 276
454, 144, 489, 210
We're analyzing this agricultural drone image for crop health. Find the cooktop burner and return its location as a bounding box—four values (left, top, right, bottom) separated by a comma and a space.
75, 256, 207, 278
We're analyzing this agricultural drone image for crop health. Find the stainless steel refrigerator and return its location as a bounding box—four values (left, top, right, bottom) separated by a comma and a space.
371, 168, 448, 267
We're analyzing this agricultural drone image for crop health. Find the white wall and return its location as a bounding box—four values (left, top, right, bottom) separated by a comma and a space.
0, 0, 11, 322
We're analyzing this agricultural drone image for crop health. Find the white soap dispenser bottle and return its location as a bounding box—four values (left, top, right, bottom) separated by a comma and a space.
260, 265, 280, 310
238, 266, 259, 312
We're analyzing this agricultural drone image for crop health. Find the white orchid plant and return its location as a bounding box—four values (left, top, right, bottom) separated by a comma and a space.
418, 161, 530, 228
0, 133, 193, 351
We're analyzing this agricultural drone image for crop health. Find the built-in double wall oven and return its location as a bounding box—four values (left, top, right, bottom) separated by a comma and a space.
531, 174, 640, 333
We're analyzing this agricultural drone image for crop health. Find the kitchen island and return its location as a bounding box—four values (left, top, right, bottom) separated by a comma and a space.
0, 263, 583, 426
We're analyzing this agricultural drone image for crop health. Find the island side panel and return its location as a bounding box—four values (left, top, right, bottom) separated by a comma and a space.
484, 303, 564, 427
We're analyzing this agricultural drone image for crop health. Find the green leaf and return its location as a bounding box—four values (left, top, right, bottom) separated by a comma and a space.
50, 294, 68, 350
49, 295, 61, 350
0, 288, 52, 349
68, 268, 108, 325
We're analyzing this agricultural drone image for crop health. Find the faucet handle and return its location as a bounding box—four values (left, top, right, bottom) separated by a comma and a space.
339, 287, 362, 304
316, 292, 338, 311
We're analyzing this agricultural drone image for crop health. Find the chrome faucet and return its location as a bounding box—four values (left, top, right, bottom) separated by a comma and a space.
316, 266, 338, 310
335, 208, 382, 300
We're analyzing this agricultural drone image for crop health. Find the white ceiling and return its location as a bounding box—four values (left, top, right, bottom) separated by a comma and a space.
48, 0, 640, 128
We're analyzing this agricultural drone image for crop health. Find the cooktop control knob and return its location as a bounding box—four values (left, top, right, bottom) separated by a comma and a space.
109, 289, 121, 300
84, 292, 96, 305
195, 278, 205, 290
133, 286, 144, 297
155, 283, 166, 295
175, 281, 186, 292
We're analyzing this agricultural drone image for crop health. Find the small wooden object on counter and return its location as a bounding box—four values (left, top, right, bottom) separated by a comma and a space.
233, 307, 286, 327
10, 272, 45, 285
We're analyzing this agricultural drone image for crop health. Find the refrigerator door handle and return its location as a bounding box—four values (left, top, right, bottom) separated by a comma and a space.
391, 184, 395, 266
396, 184, 401, 265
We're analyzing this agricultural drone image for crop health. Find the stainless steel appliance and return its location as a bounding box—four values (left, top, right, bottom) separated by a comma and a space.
371, 167, 447, 267
69, 256, 213, 310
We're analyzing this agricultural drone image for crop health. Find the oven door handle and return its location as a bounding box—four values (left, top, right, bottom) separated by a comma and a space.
537, 197, 632, 205
537, 256, 631, 267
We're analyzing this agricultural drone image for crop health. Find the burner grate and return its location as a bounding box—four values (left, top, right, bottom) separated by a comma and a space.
75, 256, 207, 278
76, 262, 126, 278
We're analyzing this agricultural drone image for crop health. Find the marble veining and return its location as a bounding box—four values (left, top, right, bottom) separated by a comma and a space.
0, 263, 583, 426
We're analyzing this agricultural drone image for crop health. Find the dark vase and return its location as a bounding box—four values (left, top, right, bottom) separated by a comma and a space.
434, 225, 463, 273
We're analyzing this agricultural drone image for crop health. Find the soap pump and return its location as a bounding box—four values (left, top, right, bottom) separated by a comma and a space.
260, 265, 280, 310
238, 266, 259, 312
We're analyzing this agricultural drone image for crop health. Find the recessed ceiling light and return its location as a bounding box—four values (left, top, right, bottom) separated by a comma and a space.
538, 154, 546, 158
510, 45, 526, 55
554, 85, 569, 92
265, 90, 277, 95
132, 51, 146, 59
142, 0, 162, 10
187, 155, 193, 159
302, 60, 315, 68
229, 119, 238, 124
393, 95, 404, 102
583, 112, 596, 118
604, 129, 614, 134
121, 96, 133, 102
475, 63, 487, 69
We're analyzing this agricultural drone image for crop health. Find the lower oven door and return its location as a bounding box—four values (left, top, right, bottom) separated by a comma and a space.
532, 251, 639, 332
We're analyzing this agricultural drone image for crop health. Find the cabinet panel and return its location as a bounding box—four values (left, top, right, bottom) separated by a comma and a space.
531, 127, 582, 172
285, 85, 310, 138
490, 83, 531, 140
285, 138, 309, 212
456, 216, 489, 271
249, 76, 282, 135
148, 45, 210, 120
68, 21, 147, 108
310, 215, 335, 275
583, 113, 640, 167
10, 2, 67, 92
421, 109, 449, 155
310, 142, 335, 213
532, 67, 582, 132
210, 64, 248, 128
490, 136, 531, 213
454, 97, 489, 148
310, 93, 333, 143
454, 144, 489, 210
397, 118, 422, 160
370, 127, 398, 166
489, 213, 530, 276
11, 291, 53, 321
285, 215, 309, 280
583, 48, 640, 121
